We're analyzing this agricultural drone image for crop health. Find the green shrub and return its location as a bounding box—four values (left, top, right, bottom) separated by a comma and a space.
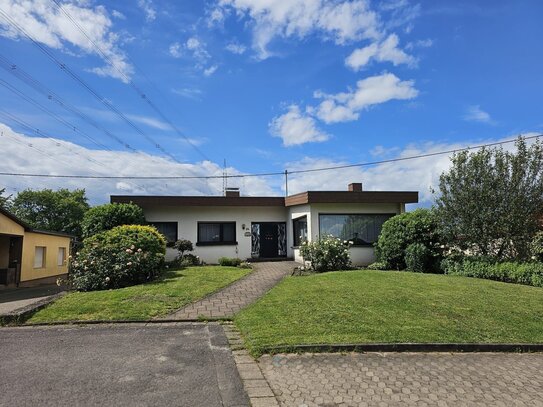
405, 243, 433, 273
81, 203, 146, 239
366, 261, 388, 270
530, 231, 543, 262
218, 257, 242, 267
299, 235, 352, 273
443, 257, 543, 287
375, 208, 442, 271
70, 225, 166, 291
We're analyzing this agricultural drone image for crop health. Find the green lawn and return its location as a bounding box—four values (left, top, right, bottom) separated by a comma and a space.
235, 270, 543, 355
28, 266, 251, 323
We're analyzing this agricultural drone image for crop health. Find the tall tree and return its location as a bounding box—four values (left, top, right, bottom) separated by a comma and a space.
435, 138, 543, 260
11, 188, 90, 238
0, 187, 11, 208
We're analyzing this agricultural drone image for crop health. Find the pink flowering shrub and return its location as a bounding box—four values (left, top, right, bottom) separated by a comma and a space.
71, 225, 166, 291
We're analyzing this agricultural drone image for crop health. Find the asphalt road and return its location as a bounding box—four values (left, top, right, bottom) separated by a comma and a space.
0, 323, 249, 407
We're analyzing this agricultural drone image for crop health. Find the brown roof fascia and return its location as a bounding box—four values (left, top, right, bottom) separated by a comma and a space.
285, 191, 419, 206
110, 195, 286, 207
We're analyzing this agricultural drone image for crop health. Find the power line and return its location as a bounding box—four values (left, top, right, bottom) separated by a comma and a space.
0, 133, 540, 180
0, 53, 134, 152
49, 0, 211, 162
0, 8, 181, 163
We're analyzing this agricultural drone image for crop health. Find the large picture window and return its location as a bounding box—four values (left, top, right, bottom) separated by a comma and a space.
149, 222, 178, 243
319, 214, 394, 246
293, 216, 308, 247
197, 222, 236, 245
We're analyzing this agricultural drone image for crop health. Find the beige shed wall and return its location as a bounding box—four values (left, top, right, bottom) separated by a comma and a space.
20, 232, 70, 282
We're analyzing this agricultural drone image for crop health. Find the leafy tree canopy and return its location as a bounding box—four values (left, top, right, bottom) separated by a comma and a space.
435, 137, 543, 260
11, 188, 89, 237
81, 202, 146, 239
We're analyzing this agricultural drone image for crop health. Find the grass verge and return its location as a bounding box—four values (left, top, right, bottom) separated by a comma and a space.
235, 270, 543, 356
27, 266, 251, 323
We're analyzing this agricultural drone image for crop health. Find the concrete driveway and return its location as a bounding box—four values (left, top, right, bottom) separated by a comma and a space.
0, 323, 249, 407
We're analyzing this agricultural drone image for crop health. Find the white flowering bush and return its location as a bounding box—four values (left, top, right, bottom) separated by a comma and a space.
299, 235, 352, 272
70, 225, 166, 291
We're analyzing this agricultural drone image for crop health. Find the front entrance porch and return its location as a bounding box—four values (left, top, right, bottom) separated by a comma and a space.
250, 222, 287, 260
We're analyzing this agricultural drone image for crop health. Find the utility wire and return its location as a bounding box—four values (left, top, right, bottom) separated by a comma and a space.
0, 110, 147, 191
0, 133, 540, 180
50, 0, 211, 162
0, 53, 134, 151
0, 8, 180, 163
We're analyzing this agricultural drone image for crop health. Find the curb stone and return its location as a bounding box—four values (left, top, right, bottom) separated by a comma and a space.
259, 342, 543, 355
222, 322, 280, 407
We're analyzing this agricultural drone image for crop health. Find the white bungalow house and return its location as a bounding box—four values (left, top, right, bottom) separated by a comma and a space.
111, 183, 418, 265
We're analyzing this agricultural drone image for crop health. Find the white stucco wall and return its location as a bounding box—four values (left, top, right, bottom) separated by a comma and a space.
141, 201, 403, 265
288, 204, 311, 263
143, 205, 289, 264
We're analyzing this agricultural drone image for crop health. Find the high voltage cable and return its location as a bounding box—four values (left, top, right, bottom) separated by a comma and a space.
0, 133, 540, 180
0, 53, 134, 151
50, 0, 211, 162
0, 8, 181, 163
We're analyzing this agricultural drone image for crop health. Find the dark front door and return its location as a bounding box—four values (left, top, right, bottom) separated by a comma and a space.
260, 223, 278, 258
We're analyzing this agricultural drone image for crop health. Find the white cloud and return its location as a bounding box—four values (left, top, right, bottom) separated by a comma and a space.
405, 38, 433, 50
169, 42, 182, 58
0, 0, 133, 82
269, 105, 329, 146
125, 114, 170, 131
345, 33, 416, 70
172, 87, 203, 100
0, 123, 274, 204
216, 0, 381, 59
137, 0, 156, 22
313, 73, 418, 124
203, 65, 218, 76
111, 10, 126, 20
225, 42, 247, 54
464, 105, 494, 124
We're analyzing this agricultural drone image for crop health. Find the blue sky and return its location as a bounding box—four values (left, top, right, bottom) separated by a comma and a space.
0, 0, 542, 204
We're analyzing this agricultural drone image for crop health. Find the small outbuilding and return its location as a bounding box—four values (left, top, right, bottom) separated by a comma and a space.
0, 207, 72, 288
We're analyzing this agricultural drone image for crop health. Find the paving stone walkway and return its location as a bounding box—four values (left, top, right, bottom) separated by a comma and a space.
163, 261, 298, 320
259, 352, 543, 406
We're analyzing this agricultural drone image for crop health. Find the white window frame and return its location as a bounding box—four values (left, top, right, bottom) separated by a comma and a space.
34, 246, 46, 269
57, 247, 66, 266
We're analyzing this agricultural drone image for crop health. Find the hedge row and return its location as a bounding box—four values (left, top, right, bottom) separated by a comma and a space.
442, 258, 543, 288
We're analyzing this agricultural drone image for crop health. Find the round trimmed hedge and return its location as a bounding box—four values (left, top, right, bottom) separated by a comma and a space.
70, 225, 166, 291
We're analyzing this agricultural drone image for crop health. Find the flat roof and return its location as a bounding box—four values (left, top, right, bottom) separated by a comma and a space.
111, 190, 418, 207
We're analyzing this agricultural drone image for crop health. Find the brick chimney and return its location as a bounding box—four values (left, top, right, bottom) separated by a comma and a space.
348, 183, 363, 192
225, 187, 240, 197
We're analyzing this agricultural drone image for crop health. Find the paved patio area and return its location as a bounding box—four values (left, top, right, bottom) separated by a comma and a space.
259, 352, 543, 406
163, 261, 297, 320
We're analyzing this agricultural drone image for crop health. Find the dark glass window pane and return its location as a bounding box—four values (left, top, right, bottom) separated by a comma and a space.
318, 214, 393, 245
293, 216, 307, 246
151, 222, 177, 242
222, 223, 236, 242
198, 222, 236, 243
199, 223, 221, 242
